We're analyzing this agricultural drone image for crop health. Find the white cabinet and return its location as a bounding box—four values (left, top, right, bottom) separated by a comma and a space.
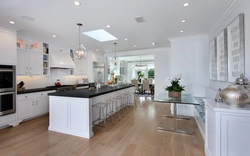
204, 99, 250, 156
17, 90, 55, 124
17, 50, 43, 75
16, 38, 43, 76
0, 27, 16, 65
74, 59, 88, 75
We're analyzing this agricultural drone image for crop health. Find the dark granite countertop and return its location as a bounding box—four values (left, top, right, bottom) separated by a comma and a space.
48, 84, 134, 98
17, 84, 89, 94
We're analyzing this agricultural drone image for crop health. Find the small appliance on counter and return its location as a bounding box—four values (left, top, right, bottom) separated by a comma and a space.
55, 79, 61, 86
17, 81, 25, 91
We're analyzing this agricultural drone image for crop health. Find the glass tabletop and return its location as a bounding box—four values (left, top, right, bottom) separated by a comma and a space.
154, 92, 200, 105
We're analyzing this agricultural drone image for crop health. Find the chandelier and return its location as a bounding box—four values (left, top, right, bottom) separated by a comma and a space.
74, 23, 87, 60
134, 56, 147, 71
111, 43, 119, 66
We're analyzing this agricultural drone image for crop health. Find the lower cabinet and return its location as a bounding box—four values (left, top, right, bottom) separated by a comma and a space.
17, 90, 55, 124
204, 99, 250, 156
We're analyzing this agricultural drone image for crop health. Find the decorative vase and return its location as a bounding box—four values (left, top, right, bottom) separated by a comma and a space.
219, 74, 250, 108
168, 91, 181, 98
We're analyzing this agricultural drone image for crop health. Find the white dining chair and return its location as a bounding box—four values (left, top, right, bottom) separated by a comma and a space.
142, 80, 151, 94
131, 79, 140, 93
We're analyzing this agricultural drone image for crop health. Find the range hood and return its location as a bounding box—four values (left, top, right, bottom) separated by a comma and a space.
50, 51, 75, 69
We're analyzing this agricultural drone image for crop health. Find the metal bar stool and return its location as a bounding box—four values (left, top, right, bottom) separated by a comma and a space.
92, 96, 113, 131
111, 91, 125, 120
123, 88, 135, 110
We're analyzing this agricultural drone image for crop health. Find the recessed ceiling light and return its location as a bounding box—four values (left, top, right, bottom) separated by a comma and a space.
125, 38, 128, 40
52, 35, 56, 38
96, 49, 99, 51
183, 3, 190, 7
83, 29, 117, 42
152, 43, 155, 45
74, 1, 81, 6
106, 25, 111, 28
181, 19, 186, 23
134, 45, 136, 47
9, 21, 15, 24
180, 30, 184, 33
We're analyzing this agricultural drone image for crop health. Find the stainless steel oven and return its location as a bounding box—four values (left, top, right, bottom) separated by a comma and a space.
0, 65, 16, 116
0, 91, 16, 116
0, 65, 15, 92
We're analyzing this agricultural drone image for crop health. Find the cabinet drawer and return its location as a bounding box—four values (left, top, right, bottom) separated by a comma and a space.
17, 94, 34, 100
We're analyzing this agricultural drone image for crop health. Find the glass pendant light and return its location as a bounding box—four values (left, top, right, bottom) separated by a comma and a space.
134, 56, 147, 71
74, 23, 87, 59
111, 43, 119, 66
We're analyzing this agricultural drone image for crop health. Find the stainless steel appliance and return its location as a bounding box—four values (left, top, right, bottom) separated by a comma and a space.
0, 65, 16, 116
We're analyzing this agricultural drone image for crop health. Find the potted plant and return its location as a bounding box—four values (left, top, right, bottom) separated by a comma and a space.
165, 77, 185, 98
137, 71, 144, 83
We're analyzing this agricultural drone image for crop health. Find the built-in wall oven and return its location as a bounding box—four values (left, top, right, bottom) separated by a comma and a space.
0, 65, 16, 116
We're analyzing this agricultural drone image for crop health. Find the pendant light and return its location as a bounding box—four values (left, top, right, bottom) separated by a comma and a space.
134, 56, 147, 71
74, 23, 87, 60
111, 43, 119, 66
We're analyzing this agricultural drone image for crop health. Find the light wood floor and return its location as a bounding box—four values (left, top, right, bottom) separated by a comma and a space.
0, 97, 205, 156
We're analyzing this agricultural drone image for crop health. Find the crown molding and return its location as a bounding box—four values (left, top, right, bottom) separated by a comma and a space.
206, 0, 242, 37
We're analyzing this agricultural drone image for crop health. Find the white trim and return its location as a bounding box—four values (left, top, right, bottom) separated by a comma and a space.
104, 47, 170, 57
168, 34, 207, 42
206, 0, 242, 37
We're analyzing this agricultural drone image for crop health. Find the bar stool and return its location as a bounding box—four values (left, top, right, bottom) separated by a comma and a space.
92, 96, 113, 131
123, 88, 135, 110
111, 91, 125, 120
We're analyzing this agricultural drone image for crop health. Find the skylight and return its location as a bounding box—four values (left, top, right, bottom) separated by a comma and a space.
83, 29, 117, 42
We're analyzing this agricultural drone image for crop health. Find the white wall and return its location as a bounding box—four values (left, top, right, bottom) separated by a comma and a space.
168, 35, 209, 91
208, 0, 250, 91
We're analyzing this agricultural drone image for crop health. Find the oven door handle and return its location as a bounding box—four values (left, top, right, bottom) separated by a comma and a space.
0, 92, 15, 95
0, 69, 15, 72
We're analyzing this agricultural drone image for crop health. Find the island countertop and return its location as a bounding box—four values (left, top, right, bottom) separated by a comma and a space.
48, 84, 134, 98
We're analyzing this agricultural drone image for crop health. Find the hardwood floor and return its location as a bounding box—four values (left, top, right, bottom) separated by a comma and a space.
0, 97, 205, 156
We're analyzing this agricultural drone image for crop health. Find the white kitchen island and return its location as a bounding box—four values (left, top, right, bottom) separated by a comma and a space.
48, 85, 134, 139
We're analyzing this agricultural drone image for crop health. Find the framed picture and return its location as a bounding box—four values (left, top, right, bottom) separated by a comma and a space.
217, 29, 228, 81
210, 38, 217, 80
227, 13, 245, 82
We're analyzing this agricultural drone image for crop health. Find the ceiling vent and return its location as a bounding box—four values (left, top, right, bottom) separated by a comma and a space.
135, 16, 145, 23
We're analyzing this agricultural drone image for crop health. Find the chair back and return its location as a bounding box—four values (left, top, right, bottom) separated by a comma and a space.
131, 79, 139, 89
142, 80, 150, 92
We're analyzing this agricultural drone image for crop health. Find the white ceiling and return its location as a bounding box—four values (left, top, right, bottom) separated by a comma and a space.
0, 0, 232, 53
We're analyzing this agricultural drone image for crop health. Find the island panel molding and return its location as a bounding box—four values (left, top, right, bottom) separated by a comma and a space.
209, 38, 217, 80
216, 29, 228, 82
227, 13, 245, 82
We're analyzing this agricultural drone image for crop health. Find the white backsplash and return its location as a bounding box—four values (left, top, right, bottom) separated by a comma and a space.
17, 69, 87, 89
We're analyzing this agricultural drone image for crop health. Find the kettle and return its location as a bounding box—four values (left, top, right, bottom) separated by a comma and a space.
220, 74, 250, 108
55, 79, 61, 86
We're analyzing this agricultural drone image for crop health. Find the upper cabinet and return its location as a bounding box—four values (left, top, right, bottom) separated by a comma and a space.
73, 59, 88, 75
16, 37, 50, 76
0, 27, 16, 65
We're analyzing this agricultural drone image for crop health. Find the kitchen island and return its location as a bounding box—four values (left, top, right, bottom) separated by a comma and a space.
48, 84, 134, 139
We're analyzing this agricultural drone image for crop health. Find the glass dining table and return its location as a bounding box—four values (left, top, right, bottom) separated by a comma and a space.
154, 92, 200, 135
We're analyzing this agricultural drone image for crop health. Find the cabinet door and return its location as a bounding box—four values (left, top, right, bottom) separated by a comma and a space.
29, 52, 43, 75
35, 94, 49, 115
82, 59, 88, 74
75, 59, 87, 75
0, 28, 16, 65
17, 99, 35, 122
17, 50, 29, 75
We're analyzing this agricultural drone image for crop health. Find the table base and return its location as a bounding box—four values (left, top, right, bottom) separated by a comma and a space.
163, 114, 190, 120
158, 126, 194, 135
